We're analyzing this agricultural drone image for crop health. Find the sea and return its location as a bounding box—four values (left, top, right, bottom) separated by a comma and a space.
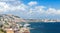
16, 22, 60, 33
29, 22, 60, 33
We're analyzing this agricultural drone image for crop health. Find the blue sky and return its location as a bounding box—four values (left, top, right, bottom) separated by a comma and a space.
0, 0, 60, 19
22, 0, 60, 9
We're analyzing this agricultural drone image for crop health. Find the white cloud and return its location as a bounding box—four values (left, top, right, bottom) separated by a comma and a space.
9, 4, 27, 11
46, 8, 57, 14
57, 10, 60, 14
27, 5, 60, 16
35, 6, 46, 13
0, 0, 27, 12
29, 9, 33, 14
0, 0, 18, 2
28, 1, 37, 6
46, 8, 60, 14
0, 2, 9, 12
0, 0, 60, 17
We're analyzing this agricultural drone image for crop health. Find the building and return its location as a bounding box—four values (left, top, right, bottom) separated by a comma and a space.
6, 28, 14, 33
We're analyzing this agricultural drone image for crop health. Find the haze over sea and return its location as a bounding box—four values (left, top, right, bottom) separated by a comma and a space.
29, 22, 60, 33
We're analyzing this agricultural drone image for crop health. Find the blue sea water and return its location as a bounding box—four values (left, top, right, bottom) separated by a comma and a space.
29, 22, 60, 33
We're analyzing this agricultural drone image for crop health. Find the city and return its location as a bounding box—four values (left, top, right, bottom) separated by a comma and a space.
0, 14, 30, 33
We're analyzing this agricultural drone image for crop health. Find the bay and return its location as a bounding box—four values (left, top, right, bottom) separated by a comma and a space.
29, 22, 60, 33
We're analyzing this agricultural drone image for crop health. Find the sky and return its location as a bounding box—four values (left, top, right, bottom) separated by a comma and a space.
0, 0, 60, 19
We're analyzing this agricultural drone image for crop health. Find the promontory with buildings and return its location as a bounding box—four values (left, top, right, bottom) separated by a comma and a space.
0, 14, 30, 33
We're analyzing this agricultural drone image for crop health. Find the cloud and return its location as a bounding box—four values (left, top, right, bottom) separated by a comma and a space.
57, 10, 60, 14
0, 2, 9, 12
34, 6, 46, 13
46, 8, 57, 14
0, 0, 60, 15
0, 0, 18, 2
25, 5, 60, 17
9, 4, 27, 11
0, 0, 28, 13
0, 0, 60, 19
28, 1, 37, 6
46, 8, 60, 15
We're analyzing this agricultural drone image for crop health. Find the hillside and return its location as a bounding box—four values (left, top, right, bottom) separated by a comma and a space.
0, 14, 26, 24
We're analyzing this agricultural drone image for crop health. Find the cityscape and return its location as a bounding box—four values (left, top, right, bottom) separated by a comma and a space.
0, 14, 30, 33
